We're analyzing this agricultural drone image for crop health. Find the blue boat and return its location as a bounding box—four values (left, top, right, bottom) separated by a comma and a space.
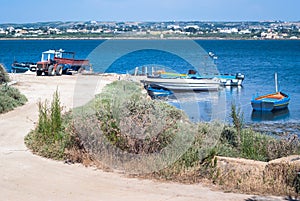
251, 92, 290, 111
11, 61, 37, 73
146, 85, 173, 98
251, 73, 290, 112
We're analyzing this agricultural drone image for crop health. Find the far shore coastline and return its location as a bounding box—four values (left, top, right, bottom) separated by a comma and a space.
0, 36, 299, 41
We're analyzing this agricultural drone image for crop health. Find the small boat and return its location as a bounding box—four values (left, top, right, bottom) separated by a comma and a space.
200, 73, 245, 86
146, 85, 173, 98
251, 73, 290, 111
141, 77, 220, 91
158, 70, 245, 87
11, 61, 37, 73
135, 67, 244, 90
208, 51, 218, 60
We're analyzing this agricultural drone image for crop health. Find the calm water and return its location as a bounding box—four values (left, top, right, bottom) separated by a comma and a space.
0, 39, 299, 124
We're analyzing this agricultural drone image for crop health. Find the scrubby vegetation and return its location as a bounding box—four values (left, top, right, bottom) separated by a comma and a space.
25, 80, 300, 197
0, 85, 28, 114
25, 90, 84, 160
0, 64, 27, 114
0, 64, 10, 84
94, 80, 190, 154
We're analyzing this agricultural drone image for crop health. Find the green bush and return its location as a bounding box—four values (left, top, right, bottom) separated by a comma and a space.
0, 85, 27, 114
0, 64, 26, 114
95, 80, 189, 154
25, 90, 74, 160
216, 105, 300, 162
0, 64, 10, 84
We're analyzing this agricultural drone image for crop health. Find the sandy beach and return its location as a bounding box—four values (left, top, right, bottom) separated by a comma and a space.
0, 73, 283, 201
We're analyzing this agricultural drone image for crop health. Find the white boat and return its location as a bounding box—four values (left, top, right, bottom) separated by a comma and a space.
215, 73, 245, 86
141, 77, 220, 91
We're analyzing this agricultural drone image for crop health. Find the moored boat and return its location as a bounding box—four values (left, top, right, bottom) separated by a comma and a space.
145, 85, 173, 98
251, 73, 290, 111
200, 73, 245, 86
141, 77, 220, 91
155, 70, 245, 87
251, 91, 290, 111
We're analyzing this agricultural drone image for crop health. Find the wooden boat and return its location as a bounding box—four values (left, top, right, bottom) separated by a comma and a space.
251, 73, 290, 111
251, 92, 290, 111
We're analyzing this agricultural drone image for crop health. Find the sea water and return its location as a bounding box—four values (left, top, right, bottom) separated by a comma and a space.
0, 39, 299, 124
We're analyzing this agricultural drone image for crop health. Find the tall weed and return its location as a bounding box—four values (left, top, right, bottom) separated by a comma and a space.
25, 90, 69, 160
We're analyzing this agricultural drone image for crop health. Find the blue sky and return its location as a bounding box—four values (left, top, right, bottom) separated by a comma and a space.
1, 0, 299, 23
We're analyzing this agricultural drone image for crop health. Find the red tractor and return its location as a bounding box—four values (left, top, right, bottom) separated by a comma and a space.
36, 49, 90, 76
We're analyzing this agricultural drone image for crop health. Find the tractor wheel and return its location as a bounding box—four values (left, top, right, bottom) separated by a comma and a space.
30, 66, 37, 72
48, 65, 55, 76
56, 65, 63, 76
36, 70, 43, 76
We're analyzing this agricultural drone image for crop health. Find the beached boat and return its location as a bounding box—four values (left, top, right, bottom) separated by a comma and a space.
11, 61, 37, 73
251, 73, 290, 111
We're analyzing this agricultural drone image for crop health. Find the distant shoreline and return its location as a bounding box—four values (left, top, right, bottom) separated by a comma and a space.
0, 37, 299, 41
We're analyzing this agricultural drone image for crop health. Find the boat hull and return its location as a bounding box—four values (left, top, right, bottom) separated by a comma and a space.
11, 62, 37, 73
251, 92, 290, 111
147, 87, 173, 97
142, 78, 220, 91
11, 66, 30, 73
203, 73, 245, 86
161, 72, 245, 87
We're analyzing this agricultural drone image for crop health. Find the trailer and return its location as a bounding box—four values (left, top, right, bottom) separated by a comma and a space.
36, 49, 90, 76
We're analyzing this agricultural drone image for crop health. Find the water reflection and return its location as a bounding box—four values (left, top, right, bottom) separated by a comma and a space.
155, 85, 290, 123
167, 91, 226, 123
251, 108, 290, 122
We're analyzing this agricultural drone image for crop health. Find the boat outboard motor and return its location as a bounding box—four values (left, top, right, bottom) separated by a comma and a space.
236, 73, 245, 80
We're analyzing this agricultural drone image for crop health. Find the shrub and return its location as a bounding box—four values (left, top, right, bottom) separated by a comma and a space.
95, 80, 189, 154
0, 85, 27, 114
0, 64, 9, 84
25, 90, 74, 160
230, 104, 244, 147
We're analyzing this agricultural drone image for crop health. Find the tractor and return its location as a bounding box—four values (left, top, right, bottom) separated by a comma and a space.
36, 49, 90, 76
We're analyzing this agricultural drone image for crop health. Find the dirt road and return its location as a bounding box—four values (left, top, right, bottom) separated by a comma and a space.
0, 74, 268, 201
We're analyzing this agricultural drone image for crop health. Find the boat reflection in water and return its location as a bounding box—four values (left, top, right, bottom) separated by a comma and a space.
167, 91, 226, 123
251, 108, 290, 122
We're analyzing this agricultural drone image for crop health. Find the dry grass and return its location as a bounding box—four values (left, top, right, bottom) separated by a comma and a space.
213, 156, 300, 198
